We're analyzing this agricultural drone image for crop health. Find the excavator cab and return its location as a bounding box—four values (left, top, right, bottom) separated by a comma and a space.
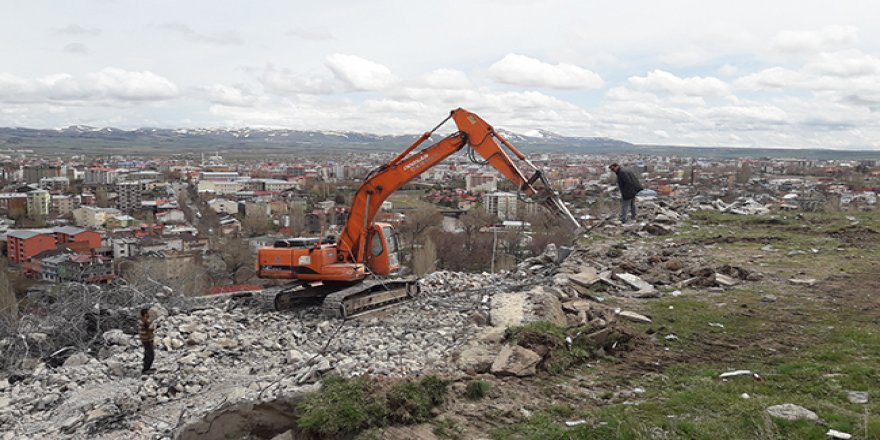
365, 222, 400, 276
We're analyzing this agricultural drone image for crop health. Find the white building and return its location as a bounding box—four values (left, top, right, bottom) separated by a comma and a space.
483, 192, 518, 220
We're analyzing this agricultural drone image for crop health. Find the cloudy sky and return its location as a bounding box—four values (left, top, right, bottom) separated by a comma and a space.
2, 0, 879, 149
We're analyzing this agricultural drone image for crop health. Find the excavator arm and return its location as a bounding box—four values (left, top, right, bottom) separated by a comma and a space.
337, 108, 579, 263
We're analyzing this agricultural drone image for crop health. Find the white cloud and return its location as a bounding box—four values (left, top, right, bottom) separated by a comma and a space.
627, 70, 730, 96
488, 54, 603, 89
422, 69, 471, 89
772, 25, 859, 53
204, 84, 260, 106
734, 67, 800, 90
324, 54, 396, 91
90, 68, 179, 101
0, 68, 179, 103
804, 50, 880, 77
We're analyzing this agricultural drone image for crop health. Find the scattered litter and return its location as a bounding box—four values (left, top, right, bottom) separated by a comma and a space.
720, 370, 763, 381
670, 290, 682, 297
665, 334, 679, 341
708, 322, 725, 328
826, 429, 852, 439
740, 393, 750, 399
565, 420, 587, 427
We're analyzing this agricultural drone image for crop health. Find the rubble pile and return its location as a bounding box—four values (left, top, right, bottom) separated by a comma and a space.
0, 238, 758, 438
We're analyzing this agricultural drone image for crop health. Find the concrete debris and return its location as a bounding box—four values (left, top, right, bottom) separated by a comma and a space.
789, 278, 818, 287
826, 429, 852, 439
490, 345, 542, 377
713, 273, 738, 287
765, 404, 820, 422
614, 273, 657, 296
616, 310, 652, 324
846, 391, 869, 404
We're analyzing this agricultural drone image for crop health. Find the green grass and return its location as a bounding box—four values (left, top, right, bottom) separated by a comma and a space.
465, 380, 491, 400
298, 375, 449, 438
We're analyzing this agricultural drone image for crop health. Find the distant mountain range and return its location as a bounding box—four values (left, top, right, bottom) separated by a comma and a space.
0, 125, 877, 160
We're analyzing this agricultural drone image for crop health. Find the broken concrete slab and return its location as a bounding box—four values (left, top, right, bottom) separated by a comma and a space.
614, 273, 657, 295
846, 391, 869, 404
490, 345, 542, 377
765, 404, 820, 422
789, 278, 818, 287
616, 310, 652, 324
569, 267, 600, 287
713, 273, 738, 287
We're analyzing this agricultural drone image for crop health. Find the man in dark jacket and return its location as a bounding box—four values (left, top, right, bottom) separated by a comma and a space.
139, 308, 155, 374
609, 163, 643, 223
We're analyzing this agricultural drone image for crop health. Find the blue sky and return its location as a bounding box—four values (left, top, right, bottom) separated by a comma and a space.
1, 0, 879, 149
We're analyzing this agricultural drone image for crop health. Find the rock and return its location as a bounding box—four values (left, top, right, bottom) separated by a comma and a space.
713, 273, 738, 287
188, 332, 208, 344
102, 329, 130, 346
0, 396, 11, 410
490, 345, 542, 377
617, 310, 652, 324
287, 349, 305, 364
789, 278, 818, 287
63, 352, 91, 367
468, 311, 488, 326
531, 287, 567, 327
569, 267, 600, 287
761, 294, 777, 303
644, 223, 673, 235
846, 391, 869, 404
765, 404, 820, 422
614, 273, 657, 295
664, 259, 683, 271
106, 360, 125, 376
60, 414, 84, 433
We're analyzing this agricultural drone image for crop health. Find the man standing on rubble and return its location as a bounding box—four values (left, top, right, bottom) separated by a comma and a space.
609, 163, 643, 223
139, 308, 155, 375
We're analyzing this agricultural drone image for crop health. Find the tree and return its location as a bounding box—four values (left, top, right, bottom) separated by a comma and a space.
0, 261, 17, 325
210, 237, 255, 285
398, 208, 442, 266
459, 209, 497, 252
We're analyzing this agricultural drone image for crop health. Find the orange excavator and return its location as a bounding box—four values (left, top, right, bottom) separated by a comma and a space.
257, 108, 579, 317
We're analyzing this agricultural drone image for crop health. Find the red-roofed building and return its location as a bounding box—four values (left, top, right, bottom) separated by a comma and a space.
7, 230, 56, 264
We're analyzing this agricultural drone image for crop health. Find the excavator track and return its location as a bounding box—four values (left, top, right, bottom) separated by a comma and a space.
321, 277, 419, 319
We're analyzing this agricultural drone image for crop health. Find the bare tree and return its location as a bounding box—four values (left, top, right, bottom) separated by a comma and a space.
241, 211, 273, 237
0, 261, 17, 325
210, 237, 255, 285
459, 209, 497, 252
398, 208, 442, 265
